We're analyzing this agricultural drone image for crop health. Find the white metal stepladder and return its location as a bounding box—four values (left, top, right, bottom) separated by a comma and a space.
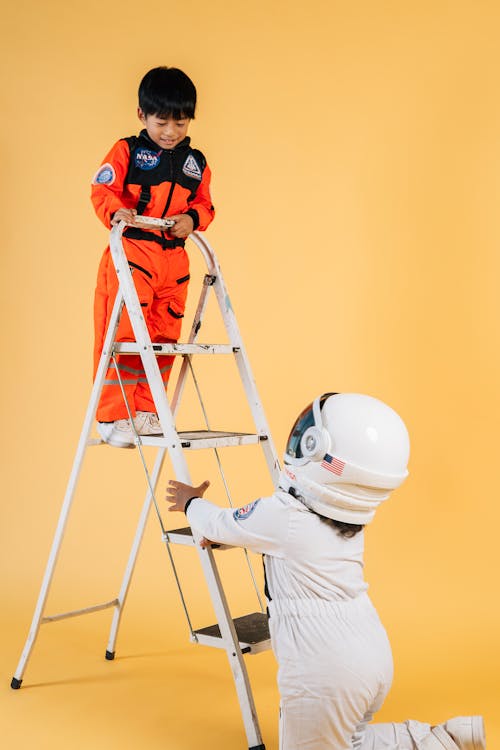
11, 218, 281, 750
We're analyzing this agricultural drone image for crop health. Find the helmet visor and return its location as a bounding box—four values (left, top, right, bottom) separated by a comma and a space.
285, 393, 335, 461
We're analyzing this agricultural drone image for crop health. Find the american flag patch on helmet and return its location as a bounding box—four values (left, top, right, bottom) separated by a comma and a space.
321, 454, 345, 476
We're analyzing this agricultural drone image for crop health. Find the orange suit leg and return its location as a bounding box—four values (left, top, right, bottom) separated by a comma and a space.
134, 247, 190, 413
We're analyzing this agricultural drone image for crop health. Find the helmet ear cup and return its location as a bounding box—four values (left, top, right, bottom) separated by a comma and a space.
300, 426, 330, 461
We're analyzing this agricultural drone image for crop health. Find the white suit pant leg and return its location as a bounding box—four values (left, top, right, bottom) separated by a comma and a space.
352, 682, 425, 749
351, 666, 433, 749
356, 720, 433, 749
270, 595, 394, 750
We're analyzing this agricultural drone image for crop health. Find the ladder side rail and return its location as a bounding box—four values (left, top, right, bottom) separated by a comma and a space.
108, 229, 225, 640
107, 267, 217, 654
176, 238, 269, 614
188, 533, 265, 749
109, 226, 267, 745
109, 224, 265, 746
233, 346, 281, 484
156, 401, 266, 746
109, 224, 188, 471
108, 437, 265, 747
106, 447, 167, 658
153, 431, 266, 747
12, 290, 126, 687
109, 225, 198, 617
114, 372, 198, 639
190, 233, 281, 485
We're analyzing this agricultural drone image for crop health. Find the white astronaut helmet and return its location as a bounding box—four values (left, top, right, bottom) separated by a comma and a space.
281, 392, 410, 525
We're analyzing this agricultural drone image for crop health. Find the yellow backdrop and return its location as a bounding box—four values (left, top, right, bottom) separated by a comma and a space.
1, 1, 498, 748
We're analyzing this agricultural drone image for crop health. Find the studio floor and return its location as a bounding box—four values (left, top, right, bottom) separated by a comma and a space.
2, 591, 498, 749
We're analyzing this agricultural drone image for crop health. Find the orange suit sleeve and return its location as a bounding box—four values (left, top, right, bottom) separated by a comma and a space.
91, 139, 131, 229
186, 163, 215, 231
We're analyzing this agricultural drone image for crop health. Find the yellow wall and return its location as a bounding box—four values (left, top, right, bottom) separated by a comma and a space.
1, 1, 498, 748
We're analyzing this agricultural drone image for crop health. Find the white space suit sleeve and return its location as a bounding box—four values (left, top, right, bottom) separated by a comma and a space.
186, 496, 288, 557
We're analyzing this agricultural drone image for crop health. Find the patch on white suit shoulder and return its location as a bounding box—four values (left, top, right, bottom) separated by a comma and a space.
182, 154, 202, 180
233, 500, 260, 521
93, 163, 116, 185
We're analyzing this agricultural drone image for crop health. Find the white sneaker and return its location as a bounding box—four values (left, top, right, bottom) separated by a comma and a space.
134, 411, 163, 436
97, 419, 136, 448
431, 716, 486, 750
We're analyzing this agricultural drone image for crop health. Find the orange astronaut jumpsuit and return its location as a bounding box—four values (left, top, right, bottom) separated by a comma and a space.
91, 131, 215, 422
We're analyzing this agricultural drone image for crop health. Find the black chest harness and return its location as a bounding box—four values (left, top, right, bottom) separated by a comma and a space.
122, 133, 206, 250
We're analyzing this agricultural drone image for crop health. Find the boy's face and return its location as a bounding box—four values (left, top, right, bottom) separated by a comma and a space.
138, 108, 191, 150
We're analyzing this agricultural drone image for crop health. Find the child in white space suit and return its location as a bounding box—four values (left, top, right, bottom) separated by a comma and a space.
166, 392, 486, 750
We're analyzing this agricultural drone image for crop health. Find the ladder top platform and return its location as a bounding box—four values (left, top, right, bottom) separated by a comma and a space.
140, 430, 262, 449
113, 343, 237, 355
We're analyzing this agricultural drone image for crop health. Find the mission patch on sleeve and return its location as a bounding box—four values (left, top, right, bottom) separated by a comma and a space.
233, 500, 260, 521
93, 163, 116, 185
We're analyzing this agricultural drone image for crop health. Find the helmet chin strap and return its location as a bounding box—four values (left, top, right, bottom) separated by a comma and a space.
279, 468, 390, 525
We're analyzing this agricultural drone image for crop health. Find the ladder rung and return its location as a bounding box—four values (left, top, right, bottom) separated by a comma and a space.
113, 343, 237, 355
193, 612, 271, 654
140, 430, 261, 449
41, 599, 119, 623
165, 527, 232, 550
166, 527, 196, 546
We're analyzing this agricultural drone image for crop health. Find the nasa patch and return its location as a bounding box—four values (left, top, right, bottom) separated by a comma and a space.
135, 148, 161, 170
93, 163, 115, 185
233, 500, 260, 521
182, 154, 202, 180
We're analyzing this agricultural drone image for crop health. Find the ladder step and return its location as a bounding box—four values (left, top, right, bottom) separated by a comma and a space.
165, 527, 232, 550
113, 343, 237, 355
166, 527, 196, 546
193, 612, 271, 654
140, 430, 261, 449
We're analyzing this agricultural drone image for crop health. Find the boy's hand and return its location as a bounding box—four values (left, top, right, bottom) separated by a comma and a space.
166, 479, 210, 512
169, 214, 194, 238
111, 208, 137, 226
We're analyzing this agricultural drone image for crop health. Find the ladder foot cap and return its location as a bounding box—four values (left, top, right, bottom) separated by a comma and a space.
11, 677, 22, 689
249, 745, 265, 750
105, 650, 115, 661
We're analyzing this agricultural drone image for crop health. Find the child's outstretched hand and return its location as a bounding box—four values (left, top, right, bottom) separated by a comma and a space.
166, 479, 210, 513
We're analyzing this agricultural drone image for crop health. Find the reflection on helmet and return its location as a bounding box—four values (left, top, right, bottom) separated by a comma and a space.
281, 392, 410, 525
285, 393, 334, 462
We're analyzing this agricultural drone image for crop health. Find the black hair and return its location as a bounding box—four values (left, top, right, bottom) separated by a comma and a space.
322, 517, 364, 538
138, 67, 197, 120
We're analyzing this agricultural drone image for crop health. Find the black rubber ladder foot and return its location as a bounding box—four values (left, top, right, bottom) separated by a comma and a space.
249, 745, 265, 750
105, 650, 115, 661
11, 677, 22, 689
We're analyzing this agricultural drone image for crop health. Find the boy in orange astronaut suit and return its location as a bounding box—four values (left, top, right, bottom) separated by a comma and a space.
91, 66, 215, 447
